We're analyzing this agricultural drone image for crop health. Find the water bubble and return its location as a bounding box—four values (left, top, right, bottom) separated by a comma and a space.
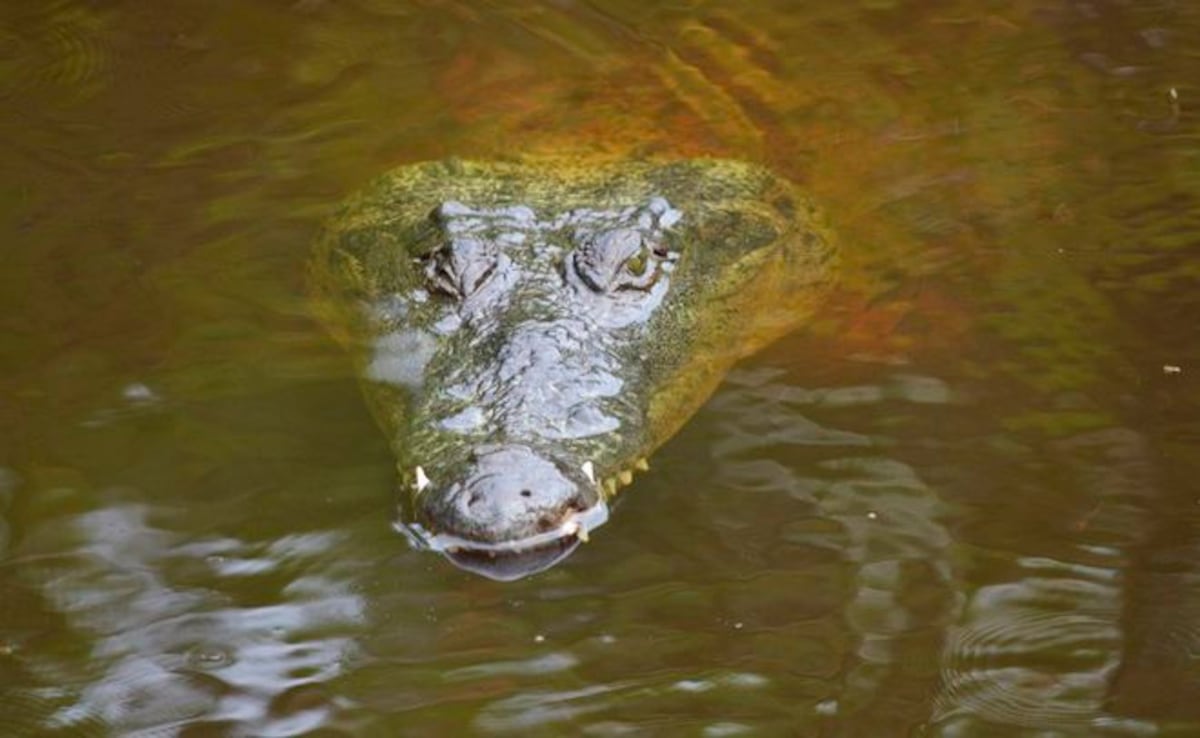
703, 723, 751, 737
122, 382, 159, 404
187, 645, 234, 670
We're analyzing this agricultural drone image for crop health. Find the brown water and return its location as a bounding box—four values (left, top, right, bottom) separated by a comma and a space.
2, 1, 1199, 735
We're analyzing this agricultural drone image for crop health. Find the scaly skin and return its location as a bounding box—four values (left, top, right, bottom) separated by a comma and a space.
311, 157, 835, 578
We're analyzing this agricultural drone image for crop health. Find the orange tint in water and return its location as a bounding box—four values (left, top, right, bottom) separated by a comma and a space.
2, 1, 1199, 734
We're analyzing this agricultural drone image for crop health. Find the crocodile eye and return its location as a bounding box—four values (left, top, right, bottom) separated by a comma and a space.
625, 251, 648, 277
572, 228, 665, 294
425, 236, 499, 300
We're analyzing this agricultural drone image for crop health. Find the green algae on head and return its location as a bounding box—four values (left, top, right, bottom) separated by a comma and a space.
311, 157, 836, 579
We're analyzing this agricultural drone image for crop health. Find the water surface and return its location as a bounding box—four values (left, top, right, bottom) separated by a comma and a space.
2, 1, 1199, 735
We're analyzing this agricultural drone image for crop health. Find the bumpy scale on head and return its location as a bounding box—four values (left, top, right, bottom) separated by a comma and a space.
376, 196, 683, 558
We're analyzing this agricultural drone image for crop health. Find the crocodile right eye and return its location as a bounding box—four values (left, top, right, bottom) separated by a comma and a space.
625, 252, 648, 277
425, 236, 499, 299
571, 228, 665, 294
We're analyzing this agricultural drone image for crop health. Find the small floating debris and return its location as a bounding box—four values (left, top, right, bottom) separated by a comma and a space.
1163, 364, 1182, 375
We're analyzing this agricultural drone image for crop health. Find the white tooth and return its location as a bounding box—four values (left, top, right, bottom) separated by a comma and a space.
563, 519, 588, 542
581, 461, 596, 484
415, 466, 431, 492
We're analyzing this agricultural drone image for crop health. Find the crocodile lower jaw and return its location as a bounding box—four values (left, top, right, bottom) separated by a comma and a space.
394, 499, 610, 581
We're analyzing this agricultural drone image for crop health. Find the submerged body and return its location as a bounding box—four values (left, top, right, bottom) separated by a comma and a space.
311, 158, 835, 578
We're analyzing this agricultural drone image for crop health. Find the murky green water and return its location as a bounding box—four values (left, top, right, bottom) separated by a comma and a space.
2, 1, 1199, 735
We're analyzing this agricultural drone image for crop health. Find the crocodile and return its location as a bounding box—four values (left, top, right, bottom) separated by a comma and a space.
311, 157, 835, 579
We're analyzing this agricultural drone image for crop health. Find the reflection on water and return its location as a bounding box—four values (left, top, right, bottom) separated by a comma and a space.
703, 367, 960, 726
3, 0, 1200, 735
8, 503, 364, 734
932, 426, 1164, 736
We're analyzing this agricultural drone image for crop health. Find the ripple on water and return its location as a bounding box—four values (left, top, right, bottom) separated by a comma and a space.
472, 670, 774, 735
933, 567, 1124, 731
0, 1, 115, 103
10, 501, 365, 735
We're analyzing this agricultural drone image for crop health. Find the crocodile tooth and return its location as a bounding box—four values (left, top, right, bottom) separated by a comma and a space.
564, 519, 588, 542
634, 457, 650, 472
618, 469, 633, 486
581, 460, 596, 484
415, 466, 431, 492
602, 477, 617, 497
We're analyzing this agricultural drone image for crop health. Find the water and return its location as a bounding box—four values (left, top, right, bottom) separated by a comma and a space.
2, 1, 1199, 735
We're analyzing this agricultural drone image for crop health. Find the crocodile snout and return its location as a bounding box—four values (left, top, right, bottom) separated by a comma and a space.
414, 444, 605, 578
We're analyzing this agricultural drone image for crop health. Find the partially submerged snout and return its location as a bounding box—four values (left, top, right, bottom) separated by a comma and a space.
405, 445, 608, 580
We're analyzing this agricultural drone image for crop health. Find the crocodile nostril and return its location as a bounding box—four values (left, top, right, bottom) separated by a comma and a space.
520, 489, 532, 498
468, 493, 482, 507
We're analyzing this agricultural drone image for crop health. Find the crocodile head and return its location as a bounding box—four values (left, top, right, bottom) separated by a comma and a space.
311, 158, 835, 579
